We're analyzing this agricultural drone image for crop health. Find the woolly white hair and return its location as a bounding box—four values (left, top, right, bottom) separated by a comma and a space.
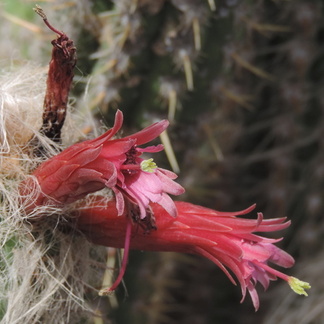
0, 63, 109, 324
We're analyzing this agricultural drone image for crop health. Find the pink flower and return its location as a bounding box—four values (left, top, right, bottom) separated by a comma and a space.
21, 110, 184, 217
76, 197, 310, 310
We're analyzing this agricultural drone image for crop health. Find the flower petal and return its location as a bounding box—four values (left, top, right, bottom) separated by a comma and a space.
124, 120, 169, 145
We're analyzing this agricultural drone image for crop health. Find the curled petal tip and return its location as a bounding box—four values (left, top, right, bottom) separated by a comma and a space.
160, 119, 169, 129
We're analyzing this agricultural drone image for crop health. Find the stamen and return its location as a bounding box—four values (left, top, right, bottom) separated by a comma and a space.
140, 158, 157, 173
253, 260, 310, 296
99, 219, 132, 296
120, 164, 140, 170
288, 277, 311, 296
253, 260, 290, 282
33, 5, 65, 36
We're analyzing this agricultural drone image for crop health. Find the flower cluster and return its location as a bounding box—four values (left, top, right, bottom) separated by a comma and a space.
76, 197, 310, 310
20, 109, 310, 310
20, 110, 184, 218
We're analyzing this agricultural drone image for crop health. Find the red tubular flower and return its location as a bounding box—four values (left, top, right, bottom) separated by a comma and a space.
75, 197, 311, 311
20, 110, 184, 217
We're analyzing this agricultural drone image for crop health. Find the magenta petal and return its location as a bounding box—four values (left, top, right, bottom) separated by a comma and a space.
54, 169, 104, 199
40, 164, 80, 194
85, 159, 117, 184
47, 163, 80, 183
87, 109, 124, 145
269, 246, 295, 268
156, 169, 185, 195
153, 193, 178, 217
257, 218, 291, 232
68, 168, 104, 183
53, 143, 92, 161
34, 159, 69, 178
137, 144, 165, 153
100, 139, 135, 159
252, 267, 271, 290
157, 168, 178, 180
112, 187, 125, 216
246, 284, 260, 311
71, 145, 103, 166
124, 120, 169, 145
129, 172, 163, 194
104, 165, 118, 187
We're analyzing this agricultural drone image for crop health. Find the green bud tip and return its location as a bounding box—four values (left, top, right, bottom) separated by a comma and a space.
140, 158, 157, 173
288, 277, 311, 296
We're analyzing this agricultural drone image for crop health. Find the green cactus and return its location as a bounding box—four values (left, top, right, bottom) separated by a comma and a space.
1, 0, 323, 323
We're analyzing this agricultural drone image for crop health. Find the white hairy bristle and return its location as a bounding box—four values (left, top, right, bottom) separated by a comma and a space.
0, 63, 108, 323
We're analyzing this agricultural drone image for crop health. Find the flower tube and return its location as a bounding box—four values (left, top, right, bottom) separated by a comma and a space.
76, 197, 310, 310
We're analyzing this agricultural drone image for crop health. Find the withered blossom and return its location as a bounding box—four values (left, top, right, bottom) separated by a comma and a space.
31, 5, 76, 150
